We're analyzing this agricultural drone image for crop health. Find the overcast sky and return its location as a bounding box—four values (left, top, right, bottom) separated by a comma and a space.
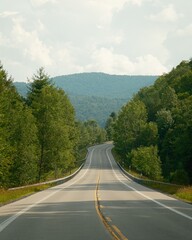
0, 0, 192, 82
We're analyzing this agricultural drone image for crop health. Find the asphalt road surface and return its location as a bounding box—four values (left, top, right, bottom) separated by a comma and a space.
0, 144, 191, 240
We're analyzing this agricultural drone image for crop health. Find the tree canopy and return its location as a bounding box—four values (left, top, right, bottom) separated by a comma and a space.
0, 65, 106, 188
112, 60, 192, 184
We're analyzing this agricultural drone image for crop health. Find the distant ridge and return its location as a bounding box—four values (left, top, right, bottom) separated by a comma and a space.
52, 72, 158, 99
14, 72, 158, 126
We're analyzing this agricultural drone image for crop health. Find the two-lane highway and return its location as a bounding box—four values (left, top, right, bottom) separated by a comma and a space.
0, 144, 191, 240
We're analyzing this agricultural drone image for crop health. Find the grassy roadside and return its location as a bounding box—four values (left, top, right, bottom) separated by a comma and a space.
0, 167, 78, 206
142, 182, 192, 203
112, 149, 192, 204
0, 184, 54, 206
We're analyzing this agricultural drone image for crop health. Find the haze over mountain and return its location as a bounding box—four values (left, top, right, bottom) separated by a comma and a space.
14, 72, 158, 126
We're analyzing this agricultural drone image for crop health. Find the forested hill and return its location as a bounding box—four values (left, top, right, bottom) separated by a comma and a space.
53, 73, 157, 99
111, 59, 192, 184
14, 73, 158, 126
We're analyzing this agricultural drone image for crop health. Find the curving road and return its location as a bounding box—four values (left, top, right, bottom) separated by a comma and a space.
0, 144, 192, 240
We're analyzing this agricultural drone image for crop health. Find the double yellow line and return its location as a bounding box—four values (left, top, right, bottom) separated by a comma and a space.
95, 176, 128, 240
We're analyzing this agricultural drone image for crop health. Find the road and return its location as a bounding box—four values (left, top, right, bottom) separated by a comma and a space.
0, 144, 191, 240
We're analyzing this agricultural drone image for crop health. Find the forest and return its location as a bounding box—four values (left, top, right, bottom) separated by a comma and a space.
14, 73, 157, 127
106, 60, 192, 184
0, 64, 106, 188
1, 59, 192, 189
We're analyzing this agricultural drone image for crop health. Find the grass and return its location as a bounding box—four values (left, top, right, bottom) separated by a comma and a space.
175, 186, 192, 203
0, 167, 79, 206
112, 148, 192, 204
142, 182, 192, 203
0, 184, 53, 206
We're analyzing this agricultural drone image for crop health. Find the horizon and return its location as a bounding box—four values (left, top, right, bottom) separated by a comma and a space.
13, 71, 160, 83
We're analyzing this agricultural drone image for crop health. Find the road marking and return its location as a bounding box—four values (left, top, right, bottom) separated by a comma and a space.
106, 147, 192, 221
106, 217, 112, 222
95, 176, 120, 240
0, 148, 95, 233
112, 225, 128, 240
95, 146, 128, 240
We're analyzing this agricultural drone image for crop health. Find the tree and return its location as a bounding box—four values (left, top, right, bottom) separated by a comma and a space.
0, 63, 38, 187
105, 112, 117, 140
129, 146, 162, 180
27, 69, 77, 180
8, 105, 38, 186
27, 67, 52, 107
113, 99, 149, 158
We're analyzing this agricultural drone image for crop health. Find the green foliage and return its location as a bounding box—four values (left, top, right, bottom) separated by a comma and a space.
113, 59, 192, 184
77, 120, 106, 150
105, 112, 117, 140
8, 105, 38, 187
27, 67, 52, 105
128, 146, 162, 180
53, 73, 157, 99
113, 99, 158, 158
27, 69, 77, 181
0, 63, 38, 188
0, 63, 108, 188
70, 95, 124, 127
0, 184, 54, 205
15, 73, 157, 127
170, 169, 190, 185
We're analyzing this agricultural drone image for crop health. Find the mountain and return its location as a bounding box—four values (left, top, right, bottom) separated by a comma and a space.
14, 72, 158, 126
52, 72, 157, 99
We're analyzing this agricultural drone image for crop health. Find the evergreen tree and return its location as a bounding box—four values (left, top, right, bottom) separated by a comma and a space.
27, 69, 77, 180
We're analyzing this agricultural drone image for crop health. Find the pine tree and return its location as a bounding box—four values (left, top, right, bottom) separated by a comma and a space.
27, 69, 77, 180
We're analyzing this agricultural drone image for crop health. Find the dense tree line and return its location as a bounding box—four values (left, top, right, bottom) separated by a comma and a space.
108, 60, 192, 184
14, 73, 157, 127
0, 64, 106, 188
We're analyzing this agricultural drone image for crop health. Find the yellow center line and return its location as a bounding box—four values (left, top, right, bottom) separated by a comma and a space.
112, 225, 128, 240
95, 175, 128, 240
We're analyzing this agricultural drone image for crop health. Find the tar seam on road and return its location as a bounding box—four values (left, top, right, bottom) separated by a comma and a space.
106, 147, 192, 221
0, 148, 96, 233
95, 173, 128, 240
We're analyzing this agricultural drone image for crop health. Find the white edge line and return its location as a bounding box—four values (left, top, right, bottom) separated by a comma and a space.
106, 147, 192, 221
0, 148, 95, 233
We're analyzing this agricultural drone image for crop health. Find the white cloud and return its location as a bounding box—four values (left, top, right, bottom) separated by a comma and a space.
149, 4, 181, 22
0, 11, 18, 18
135, 55, 168, 74
176, 24, 192, 37
88, 0, 125, 25
86, 47, 135, 74
12, 17, 52, 66
0, 0, 191, 82
0, 33, 8, 46
85, 48, 167, 75
30, 0, 57, 7
87, 0, 147, 25
54, 44, 83, 75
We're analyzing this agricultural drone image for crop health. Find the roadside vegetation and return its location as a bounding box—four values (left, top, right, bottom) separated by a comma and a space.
0, 167, 81, 206
0, 184, 53, 206
113, 149, 192, 203
106, 59, 192, 202
142, 182, 192, 203
0, 63, 106, 191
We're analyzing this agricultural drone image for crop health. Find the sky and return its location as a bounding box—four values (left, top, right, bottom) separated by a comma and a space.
0, 0, 192, 82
